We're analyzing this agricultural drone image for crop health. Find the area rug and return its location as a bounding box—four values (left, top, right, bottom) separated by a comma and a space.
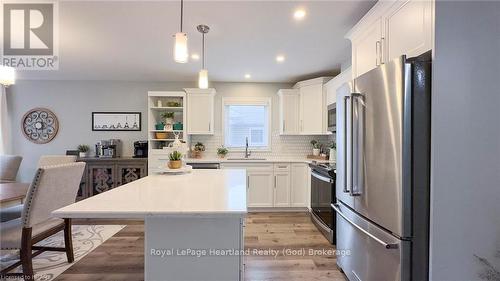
0, 224, 126, 281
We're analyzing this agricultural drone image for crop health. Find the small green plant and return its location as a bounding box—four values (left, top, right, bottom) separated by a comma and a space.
160, 112, 175, 119
77, 144, 89, 152
166, 101, 181, 107
194, 142, 205, 152
217, 146, 228, 156
169, 151, 183, 161
329, 141, 336, 150
310, 140, 321, 149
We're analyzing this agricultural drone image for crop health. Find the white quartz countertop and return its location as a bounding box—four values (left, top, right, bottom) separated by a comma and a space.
184, 157, 332, 164
52, 169, 247, 219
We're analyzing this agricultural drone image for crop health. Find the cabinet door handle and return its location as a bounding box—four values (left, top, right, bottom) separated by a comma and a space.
380, 37, 385, 64
274, 176, 277, 189
375, 40, 381, 66
282, 120, 285, 132
247, 175, 250, 189
208, 122, 211, 132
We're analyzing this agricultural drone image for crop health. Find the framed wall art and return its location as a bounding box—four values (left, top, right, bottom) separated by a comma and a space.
21, 108, 59, 144
92, 112, 141, 131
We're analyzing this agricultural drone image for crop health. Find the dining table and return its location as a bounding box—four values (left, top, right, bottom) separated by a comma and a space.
0, 182, 29, 208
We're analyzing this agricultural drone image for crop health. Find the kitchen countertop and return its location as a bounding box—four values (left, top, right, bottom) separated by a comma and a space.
77, 156, 147, 161
185, 157, 333, 164
52, 169, 247, 219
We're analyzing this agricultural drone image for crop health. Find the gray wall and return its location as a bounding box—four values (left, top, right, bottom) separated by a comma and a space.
430, 1, 500, 280
7, 81, 292, 181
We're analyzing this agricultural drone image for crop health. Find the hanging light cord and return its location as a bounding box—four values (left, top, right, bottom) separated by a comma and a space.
180, 0, 184, 32
202, 32, 205, 69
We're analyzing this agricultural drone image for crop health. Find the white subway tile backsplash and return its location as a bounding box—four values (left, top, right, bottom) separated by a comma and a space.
191, 132, 334, 158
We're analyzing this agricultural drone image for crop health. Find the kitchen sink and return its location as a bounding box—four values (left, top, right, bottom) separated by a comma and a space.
227, 158, 267, 161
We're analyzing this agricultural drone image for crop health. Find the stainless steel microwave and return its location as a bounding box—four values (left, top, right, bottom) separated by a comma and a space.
327, 103, 336, 132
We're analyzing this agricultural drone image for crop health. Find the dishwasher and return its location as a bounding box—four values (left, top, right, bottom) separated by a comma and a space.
186, 162, 220, 169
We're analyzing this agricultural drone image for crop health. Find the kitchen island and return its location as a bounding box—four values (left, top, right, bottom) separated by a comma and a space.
53, 169, 247, 281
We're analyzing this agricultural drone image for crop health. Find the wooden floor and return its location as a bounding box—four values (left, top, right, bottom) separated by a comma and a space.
55, 212, 345, 281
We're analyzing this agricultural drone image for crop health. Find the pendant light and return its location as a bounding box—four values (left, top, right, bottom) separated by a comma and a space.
0, 65, 15, 87
197, 24, 210, 89
173, 0, 188, 63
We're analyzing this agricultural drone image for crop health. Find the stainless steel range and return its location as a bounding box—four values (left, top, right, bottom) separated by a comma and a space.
309, 162, 336, 244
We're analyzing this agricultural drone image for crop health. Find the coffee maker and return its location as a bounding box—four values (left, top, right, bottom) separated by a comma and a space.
134, 141, 148, 158
95, 139, 121, 158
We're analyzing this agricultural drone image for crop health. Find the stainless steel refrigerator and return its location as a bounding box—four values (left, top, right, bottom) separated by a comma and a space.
334, 52, 431, 281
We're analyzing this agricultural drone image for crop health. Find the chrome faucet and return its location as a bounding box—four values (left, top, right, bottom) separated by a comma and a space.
245, 137, 251, 158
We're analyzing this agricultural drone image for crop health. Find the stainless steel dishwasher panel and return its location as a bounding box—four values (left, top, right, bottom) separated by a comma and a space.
187, 162, 220, 169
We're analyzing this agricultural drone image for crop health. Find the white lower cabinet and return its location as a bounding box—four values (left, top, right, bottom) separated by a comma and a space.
221, 162, 309, 209
290, 164, 309, 207
274, 173, 290, 207
247, 171, 274, 207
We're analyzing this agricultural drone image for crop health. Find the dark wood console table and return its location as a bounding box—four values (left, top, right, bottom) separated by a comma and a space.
77, 157, 147, 200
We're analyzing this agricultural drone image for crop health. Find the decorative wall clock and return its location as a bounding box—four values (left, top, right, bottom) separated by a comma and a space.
21, 108, 59, 144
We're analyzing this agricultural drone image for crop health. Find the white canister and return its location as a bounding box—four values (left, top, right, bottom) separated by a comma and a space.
329, 148, 336, 162
312, 148, 320, 156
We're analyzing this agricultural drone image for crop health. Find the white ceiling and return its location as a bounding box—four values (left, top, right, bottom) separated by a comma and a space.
16, 0, 376, 83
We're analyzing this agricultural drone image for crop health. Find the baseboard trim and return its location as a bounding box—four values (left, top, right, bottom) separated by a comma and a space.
248, 207, 308, 212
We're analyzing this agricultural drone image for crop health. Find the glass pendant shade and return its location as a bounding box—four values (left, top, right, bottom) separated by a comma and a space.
0, 65, 15, 86
198, 69, 208, 89
174, 32, 188, 63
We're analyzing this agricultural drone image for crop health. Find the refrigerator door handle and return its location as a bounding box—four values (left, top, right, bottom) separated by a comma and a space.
343, 95, 350, 193
350, 94, 363, 197
332, 203, 398, 250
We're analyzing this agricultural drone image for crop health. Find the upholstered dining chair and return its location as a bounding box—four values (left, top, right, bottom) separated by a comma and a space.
0, 162, 86, 280
0, 155, 78, 223
0, 155, 23, 183
37, 155, 77, 167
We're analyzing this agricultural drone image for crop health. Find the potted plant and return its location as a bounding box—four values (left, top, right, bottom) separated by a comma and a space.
310, 140, 321, 156
168, 151, 183, 169
160, 112, 175, 125
217, 146, 229, 159
192, 142, 205, 158
155, 122, 165, 130
329, 141, 337, 162
167, 101, 181, 107
77, 144, 90, 158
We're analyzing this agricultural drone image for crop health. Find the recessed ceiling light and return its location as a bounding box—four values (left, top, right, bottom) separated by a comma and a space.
245, 74, 251, 79
294, 9, 306, 20
191, 53, 200, 60
276, 55, 285, 63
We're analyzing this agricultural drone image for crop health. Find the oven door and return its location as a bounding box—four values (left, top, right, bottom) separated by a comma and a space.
310, 170, 334, 229
327, 103, 336, 132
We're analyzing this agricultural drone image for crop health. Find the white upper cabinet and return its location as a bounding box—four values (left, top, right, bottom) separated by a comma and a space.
346, 0, 434, 78
351, 18, 383, 77
294, 77, 332, 135
185, 88, 215, 135
384, 0, 433, 61
299, 83, 324, 134
278, 77, 331, 135
278, 89, 300, 135
325, 67, 352, 106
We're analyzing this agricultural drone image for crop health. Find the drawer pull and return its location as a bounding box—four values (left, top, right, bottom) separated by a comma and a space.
332, 203, 398, 250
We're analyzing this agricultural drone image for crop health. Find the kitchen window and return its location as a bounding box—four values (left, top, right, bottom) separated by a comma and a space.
223, 97, 271, 150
